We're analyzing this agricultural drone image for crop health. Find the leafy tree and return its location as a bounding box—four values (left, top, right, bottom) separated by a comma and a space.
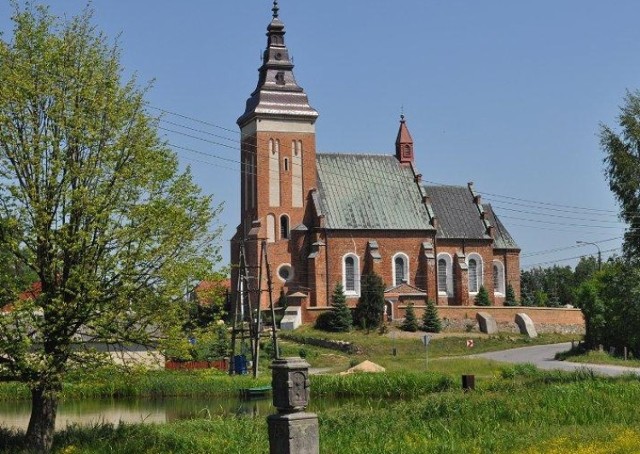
354, 272, 385, 330
601, 90, 640, 261
504, 283, 519, 306
520, 266, 576, 307
400, 303, 419, 332
474, 286, 490, 306
597, 261, 640, 354
0, 218, 37, 309
574, 256, 599, 285
533, 290, 550, 307
0, 6, 220, 452
421, 299, 442, 333
576, 280, 605, 348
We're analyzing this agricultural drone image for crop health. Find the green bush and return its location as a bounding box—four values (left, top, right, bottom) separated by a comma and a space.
422, 300, 442, 333
401, 304, 419, 332
474, 286, 490, 306
354, 272, 385, 330
504, 283, 519, 306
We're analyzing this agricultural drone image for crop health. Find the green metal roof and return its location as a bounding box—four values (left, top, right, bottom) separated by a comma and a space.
316, 153, 433, 230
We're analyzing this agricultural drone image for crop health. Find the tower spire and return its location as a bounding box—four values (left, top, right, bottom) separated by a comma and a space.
237, 1, 318, 127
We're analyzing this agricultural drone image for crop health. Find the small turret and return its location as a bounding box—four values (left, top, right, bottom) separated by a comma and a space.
395, 115, 414, 163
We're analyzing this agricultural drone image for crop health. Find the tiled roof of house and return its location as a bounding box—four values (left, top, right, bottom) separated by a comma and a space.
315, 153, 434, 230
425, 185, 489, 240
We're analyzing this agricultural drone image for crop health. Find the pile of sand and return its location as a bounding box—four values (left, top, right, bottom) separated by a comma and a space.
341, 360, 386, 375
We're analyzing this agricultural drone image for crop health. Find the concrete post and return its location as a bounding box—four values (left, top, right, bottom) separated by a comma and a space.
267, 357, 319, 454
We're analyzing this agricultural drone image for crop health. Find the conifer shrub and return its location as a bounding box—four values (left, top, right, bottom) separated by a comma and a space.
354, 272, 385, 330
474, 285, 491, 306
422, 299, 442, 333
315, 283, 352, 332
400, 304, 419, 332
504, 283, 519, 306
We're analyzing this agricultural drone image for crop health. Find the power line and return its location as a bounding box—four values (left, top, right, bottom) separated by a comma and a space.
521, 236, 622, 258
521, 247, 621, 269
149, 103, 623, 217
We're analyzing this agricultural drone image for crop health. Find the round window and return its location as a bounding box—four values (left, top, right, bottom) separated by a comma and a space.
278, 264, 293, 282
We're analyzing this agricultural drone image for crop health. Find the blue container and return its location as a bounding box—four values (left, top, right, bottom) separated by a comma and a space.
233, 355, 248, 375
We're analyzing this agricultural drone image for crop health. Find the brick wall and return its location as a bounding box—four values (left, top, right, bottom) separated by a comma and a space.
398, 305, 584, 326
324, 230, 436, 307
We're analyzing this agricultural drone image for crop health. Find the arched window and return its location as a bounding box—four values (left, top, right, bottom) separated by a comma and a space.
392, 253, 409, 286
438, 259, 447, 293
469, 259, 478, 292
266, 214, 276, 243
343, 254, 360, 296
467, 253, 483, 293
437, 253, 453, 296
493, 260, 505, 295
280, 215, 289, 240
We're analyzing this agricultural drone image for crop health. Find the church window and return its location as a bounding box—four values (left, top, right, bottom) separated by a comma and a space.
467, 253, 483, 293
493, 261, 505, 295
277, 264, 293, 283
392, 253, 409, 286
469, 260, 478, 292
343, 254, 360, 296
280, 215, 289, 240
284, 157, 289, 172
437, 253, 453, 296
438, 259, 447, 293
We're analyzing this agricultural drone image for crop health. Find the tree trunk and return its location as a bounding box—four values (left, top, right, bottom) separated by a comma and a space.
26, 384, 59, 453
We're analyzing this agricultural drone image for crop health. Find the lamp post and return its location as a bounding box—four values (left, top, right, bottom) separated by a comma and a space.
576, 241, 602, 271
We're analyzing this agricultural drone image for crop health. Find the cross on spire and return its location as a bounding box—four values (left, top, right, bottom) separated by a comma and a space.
272, 0, 279, 18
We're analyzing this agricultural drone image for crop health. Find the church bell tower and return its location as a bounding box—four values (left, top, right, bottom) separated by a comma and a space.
234, 1, 318, 308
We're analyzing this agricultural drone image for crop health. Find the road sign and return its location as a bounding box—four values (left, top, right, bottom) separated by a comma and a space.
466, 339, 474, 348
422, 334, 431, 347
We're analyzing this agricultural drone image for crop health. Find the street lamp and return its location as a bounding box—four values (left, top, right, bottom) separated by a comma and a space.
576, 241, 602, 271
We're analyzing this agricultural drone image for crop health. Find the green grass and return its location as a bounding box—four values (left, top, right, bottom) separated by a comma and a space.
556, 346, 640, 368
0, 368, 271, 402
2, 372, 640, 453
0, 327, 579, 402
282, 326, 578, 374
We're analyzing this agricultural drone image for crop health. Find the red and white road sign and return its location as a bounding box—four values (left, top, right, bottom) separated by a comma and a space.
466, 339, 474, 348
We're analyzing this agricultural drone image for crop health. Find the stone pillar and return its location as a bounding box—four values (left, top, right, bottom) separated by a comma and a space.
267, 358, 319, 454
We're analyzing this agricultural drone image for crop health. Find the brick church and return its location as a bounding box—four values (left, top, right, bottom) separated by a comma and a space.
231, 3, 520, 325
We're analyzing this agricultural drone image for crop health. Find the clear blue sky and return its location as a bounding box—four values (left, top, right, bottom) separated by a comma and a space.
2, 0, 638, 270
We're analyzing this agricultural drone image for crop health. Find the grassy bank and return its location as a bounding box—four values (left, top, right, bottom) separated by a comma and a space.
0, 368, 270, 402
283, 326, 577, 374
2, 371, 639, 453
556, 346, 640, 368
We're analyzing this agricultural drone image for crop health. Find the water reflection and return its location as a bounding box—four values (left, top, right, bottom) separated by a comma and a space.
0, 395, 348, 431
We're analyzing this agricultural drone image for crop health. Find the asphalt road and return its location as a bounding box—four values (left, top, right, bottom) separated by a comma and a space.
474, 342, 640, 377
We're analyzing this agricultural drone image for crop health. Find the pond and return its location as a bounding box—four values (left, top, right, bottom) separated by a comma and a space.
0, 395, 358, 431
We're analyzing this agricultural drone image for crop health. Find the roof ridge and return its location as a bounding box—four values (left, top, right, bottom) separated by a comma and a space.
318, 151, 395, 158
